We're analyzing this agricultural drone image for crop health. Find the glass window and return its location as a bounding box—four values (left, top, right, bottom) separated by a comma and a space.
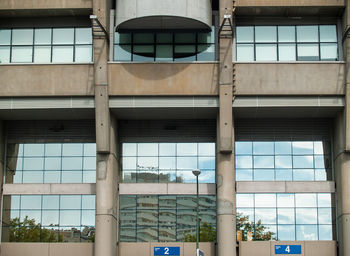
0, 46, 10, 63
34, 29, 52, 45
11, 46, 33, 63
75, 45, 92, 62
34, 46, 51, 63
75, 28, 92, 44
12, 29, 33, 45
53, 28, 74, 45
0, 29, 11, 45
236, 25, 338, 61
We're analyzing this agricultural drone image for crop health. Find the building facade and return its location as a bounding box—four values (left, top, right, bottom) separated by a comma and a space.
0, 0, 349, 256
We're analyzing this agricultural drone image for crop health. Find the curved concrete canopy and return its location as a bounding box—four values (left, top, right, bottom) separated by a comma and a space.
116, 0, 212, 30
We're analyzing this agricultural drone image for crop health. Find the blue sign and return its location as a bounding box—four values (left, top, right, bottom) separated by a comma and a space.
275, 245, 302, 254
154, 247, 180, 256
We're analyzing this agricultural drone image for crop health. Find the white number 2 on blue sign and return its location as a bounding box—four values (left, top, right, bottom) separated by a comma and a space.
164, 247, 169, 255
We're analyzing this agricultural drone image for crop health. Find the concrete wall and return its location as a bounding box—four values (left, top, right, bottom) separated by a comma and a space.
235, 63, 345, 95
0, 64, 94, 96
108, 63, 218, 95
115, 0, 211, 30
1, 243, 94, 256
119, 242, 215, 256
0, 0, 92, 10
239, 241, 337, 256
235, 0, 344, 6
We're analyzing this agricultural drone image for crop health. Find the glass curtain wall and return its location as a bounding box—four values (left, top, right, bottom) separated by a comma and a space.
5, 143, 96, 184
114, 28, 215, 62
236, 25, 338, 61
119, 195, 216, 242
121, 143, 215, 183
2, 195, 96, 242
236, 193, 335, 241
0, 28, 93, 63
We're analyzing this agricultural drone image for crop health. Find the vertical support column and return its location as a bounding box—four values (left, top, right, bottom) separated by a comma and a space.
217, 0, 236, 256
95, 116, 119, 256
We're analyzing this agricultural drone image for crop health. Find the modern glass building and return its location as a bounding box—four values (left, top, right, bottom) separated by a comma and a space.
0, 0, 348, 256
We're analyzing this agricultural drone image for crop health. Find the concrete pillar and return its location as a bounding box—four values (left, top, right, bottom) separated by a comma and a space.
217, 0, 236, 255
216, 117, 236, 256
95, 116, 119, 256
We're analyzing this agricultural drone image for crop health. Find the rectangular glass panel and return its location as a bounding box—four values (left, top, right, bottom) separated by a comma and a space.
236, 27, 254, 43
159, 143, 176, 156
255, 208, 276, 224
61, 171, 83, 183
43, 195, 59, 209
254, 156, 274, 168
75, 45, 92, 62
237, 44, 254, 61
278, 26, 295, 42
278, 44, 296, 61
295, 193, 317, 207
198, 31, 213, 44
275, 156, 292, 168
156, 33, 172, 43
21, 195, 41, 209
254, 169, 274, 181
0, 46, 10, 63
276, 169, 292, 181
236, 142, 252, 155
256, 44, 277, 61
320, 43, 337, 61
293, 156, 313, 168
138, 143, 158, 156
62, 157, 82, 170
134, 33, 154, 44
255, 26, 277, 42
75, 28, 92, 44
115, 33, 131, 44
320, 25, 337, 42
198, 143, 215, 156
44, 171, 61, 183
253, 142, 274, 155
297, 26, 319, 42
278, 225, 296, 240
197, 44, 215, 61
63, 144, 83, 156
34, 46, 51, 63
277, 194, 295, 207
174, 33, 195, 43
0, 29, 11, 45
297, 44, 319, 61
236, 194, 254, 207
52, 28, 74, 45
114, 45, 132, 61
60, 210, 81, 226
12, 29, 33, 45
133, 45, 154, 61
11, 46, 33, 63
255, 194, 276, 207
23, 171, 44, 183
174, 45, 196, 61
236, 168, 253, 181
34, 29, 52, 45
156, 45, 173, 61
52, 46, 74, 62
60, 195, 81, 209
296, 208, 317, 224
318, 225, 333, 240
236, 156, 252, 168
278, 208, 295, 224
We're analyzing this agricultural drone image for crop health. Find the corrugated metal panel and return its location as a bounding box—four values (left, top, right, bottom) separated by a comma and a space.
6, 120, 95, 143
119, 120, 216, 142
235, 118, 332, 141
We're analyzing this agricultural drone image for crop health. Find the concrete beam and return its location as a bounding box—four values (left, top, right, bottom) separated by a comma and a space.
236, 181, 335, 193
3, 184, 96, 195
119, 183, 216, 195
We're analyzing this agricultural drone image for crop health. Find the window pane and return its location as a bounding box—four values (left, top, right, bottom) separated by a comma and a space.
156, 45, 172, 61
75, 28, 92, 44
63, 144, 83, 156
60, 210, 81, 226
256, 44, 277, 61
278, 208, 295, 224
0, 46, 10, 63
114, 45, 132, 61
275, 156, 292, 168
0, 29, 11, 45
34, 46, 51, 63
12, 29, 33, 45
295, 193, 317, 207
138, 143, 158, 156
255, 194, 276, 207
255, 26, 277, 42
62, 171, 83, 183
278, 225, 295, 240
52, 46, 74, 62
43, 195, 59, 209
297, 44, 319, 61
254, 156, 274, 168
292, 142, 313, 154
278, 44, 296, 61
177, 143, 197, 156
277, 194, 294, 207
320, 43, 338, 61
198, 143, 215, 156
320, 25, 337, 42
236, 156, 252, 168
236, 27, 254, 43
60, 195, 81, 209
318, 208, 332, 224
197, 44, 215, 61
34, 29, 52, 45
134, 33, 154, 44
255, 208, 276, 224
174, 45, 196, 61
123, 144, 136, 156
174, 33, 195, 43
254, 169, 274, 181
46, 144, 62, 156
133, 45, 154, 61
53, 28, 74, 45
293, 156, 313, 168
253, 142, 274, 155
275, 169, 292, 181
297, 26, 318, 42
236, 194, 254, 207
236, 142, 252, 155
198, 31, 214, 44
318, 194, 332, 207
275, 142, 291, 155
115, 33, 131, 44
237, 44, 254, 61
319, 225, 333, 240
236, 169, 253, 181
156, 33, 172, 43
296, 208, 317, 224
293, 169, 314, 181
21, 195, 41, 209
278, 26, 295, 42
75, 45, 92, 62
11, 46, 33, 63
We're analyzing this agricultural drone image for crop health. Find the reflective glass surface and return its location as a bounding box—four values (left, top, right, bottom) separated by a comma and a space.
236, 25, 338, 61
2, 195, 95, 242
122, 143, 215, 183
114, 28, 215, 62
6, 143, 96, 184
120, 195, 216, 242
236, 140, 332, 181
236, 193, 334, 241
0, 28, 92, 63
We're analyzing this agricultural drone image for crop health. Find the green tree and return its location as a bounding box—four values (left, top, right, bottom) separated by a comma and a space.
9, 216, 63, 242
183, 222, 216, 242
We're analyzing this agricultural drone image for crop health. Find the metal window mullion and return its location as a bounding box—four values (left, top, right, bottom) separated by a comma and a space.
32, 29, 35, 63
318, 25, 321, 61
276, 26, 279, 61
9, 29, 13, 63
73, 28, 76, 62
295, 26, 299, 61
253, 26, 256, 61
80, 195, 83, 242
60, 143, 63, 183
50, 28, 54, 63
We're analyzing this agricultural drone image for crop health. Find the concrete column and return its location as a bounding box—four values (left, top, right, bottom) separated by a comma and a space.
216, 117, 236, 256
95, 116, 119, 256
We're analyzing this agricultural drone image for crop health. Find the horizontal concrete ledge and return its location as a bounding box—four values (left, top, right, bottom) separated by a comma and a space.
3, 183, 96, 195
2, 243, 94, 256
0, 97, 94, 109
233, 96, 344, 108
119, 183, 216, 195
0, 63, 93, 66
234, 61, 346, 64
236, 181, 335, 193
110, 97, 219, 108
